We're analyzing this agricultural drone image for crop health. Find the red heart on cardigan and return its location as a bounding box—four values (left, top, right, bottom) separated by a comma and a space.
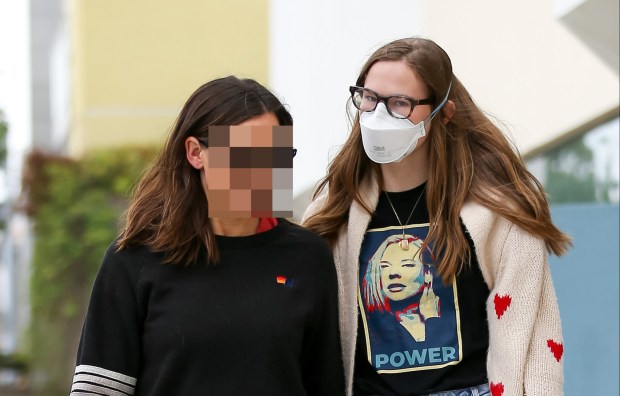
494, 293, 512, 319
490, 382, 504, 396
547, 339, 564, 362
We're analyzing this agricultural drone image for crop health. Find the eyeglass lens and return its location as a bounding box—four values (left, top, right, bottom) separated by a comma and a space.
351, 89, 411, 118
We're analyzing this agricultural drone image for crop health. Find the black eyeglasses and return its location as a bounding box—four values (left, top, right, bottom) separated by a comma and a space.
349, 86, 434, 119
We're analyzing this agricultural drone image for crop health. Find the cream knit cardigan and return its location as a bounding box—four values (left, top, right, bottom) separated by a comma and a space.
303, 177, 564, 396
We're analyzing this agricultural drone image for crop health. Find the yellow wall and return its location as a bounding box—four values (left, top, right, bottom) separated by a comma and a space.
70, 0, 270, 156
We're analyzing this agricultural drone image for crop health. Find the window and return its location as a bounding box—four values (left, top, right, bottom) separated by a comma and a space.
526, 116, 619, 204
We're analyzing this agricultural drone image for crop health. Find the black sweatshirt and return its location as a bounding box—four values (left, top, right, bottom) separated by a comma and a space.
70, 220, 345, 396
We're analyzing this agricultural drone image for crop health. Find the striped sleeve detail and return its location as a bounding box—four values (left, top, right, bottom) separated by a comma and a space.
70, 365, 137, 396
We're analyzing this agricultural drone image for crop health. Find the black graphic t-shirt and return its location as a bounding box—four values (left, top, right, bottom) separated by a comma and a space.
353, 184, 490, 396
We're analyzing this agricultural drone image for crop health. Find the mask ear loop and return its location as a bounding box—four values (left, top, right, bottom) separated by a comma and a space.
393, 82, 453, 163
424, 81, 453, 126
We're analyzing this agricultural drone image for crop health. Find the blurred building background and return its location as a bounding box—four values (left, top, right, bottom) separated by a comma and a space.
0, 0, 617, 394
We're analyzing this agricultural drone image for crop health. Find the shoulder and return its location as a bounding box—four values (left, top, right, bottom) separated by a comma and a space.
460, 200, 547, 286
461, 200, 500, 231
279, 219, 332, 253
460, 200, 524, 245
461, 200, 543, 245
275, 220, 336, 274
302, 194, 328, 223
97, 238, 165, 282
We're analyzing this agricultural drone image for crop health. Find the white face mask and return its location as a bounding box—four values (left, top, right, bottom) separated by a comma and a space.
360, 83, 452, 164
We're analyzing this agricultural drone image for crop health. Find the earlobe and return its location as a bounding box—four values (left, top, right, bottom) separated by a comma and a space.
442, 100, 456, 125
185, 137, 205, 170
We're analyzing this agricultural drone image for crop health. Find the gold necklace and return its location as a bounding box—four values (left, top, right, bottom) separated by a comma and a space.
384, 185, 426, 250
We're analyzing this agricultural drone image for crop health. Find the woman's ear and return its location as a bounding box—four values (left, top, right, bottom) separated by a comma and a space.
442, 100, 456, 125
185, 137, 205, 169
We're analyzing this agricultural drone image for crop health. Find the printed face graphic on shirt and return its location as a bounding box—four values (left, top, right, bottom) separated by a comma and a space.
205, 125, 293, 218
366, 236, 439, 342
359, 225, 462, 373
379, 242, 425, 301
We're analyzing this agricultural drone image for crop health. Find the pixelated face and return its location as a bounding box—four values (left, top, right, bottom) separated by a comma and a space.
205, 113, 293, 218
379, 242, 425, 301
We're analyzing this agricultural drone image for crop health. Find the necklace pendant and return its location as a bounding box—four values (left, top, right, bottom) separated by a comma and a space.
399, 238, 410, 250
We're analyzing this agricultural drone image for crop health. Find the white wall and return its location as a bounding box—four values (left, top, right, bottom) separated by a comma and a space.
270, 0, 428, 199
271, 0, 619, 204
425, 0, 619, 154
0, 0, 32, 354
0, 1, 33, 202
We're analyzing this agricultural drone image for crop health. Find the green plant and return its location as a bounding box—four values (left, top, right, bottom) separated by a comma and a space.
21, 147, 157, 395
0, 352, 28, 371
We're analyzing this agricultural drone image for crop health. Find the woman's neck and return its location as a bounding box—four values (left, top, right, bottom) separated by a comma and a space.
380, 148, 429, 192
210, 217, 260, 236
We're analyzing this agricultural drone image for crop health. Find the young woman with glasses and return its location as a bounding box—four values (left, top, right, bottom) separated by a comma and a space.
303, 37, 570, 396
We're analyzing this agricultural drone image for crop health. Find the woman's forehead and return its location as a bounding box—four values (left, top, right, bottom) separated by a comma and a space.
364, 60, 428, 98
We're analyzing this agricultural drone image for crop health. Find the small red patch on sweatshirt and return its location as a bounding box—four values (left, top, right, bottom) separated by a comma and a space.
547, 339, 564, 362
493, 293, 512, 319
490, 382, 504, 396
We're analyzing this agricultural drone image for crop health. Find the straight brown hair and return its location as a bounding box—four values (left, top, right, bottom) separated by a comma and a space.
303, 37, 571, 282
116, 76, 293, 265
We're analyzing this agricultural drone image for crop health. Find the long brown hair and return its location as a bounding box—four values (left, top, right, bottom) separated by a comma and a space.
303, 37, 571, 281
117, 76, 293, 265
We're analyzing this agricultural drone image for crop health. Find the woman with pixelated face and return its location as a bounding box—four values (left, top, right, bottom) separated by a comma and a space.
69, 76, 344, 396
